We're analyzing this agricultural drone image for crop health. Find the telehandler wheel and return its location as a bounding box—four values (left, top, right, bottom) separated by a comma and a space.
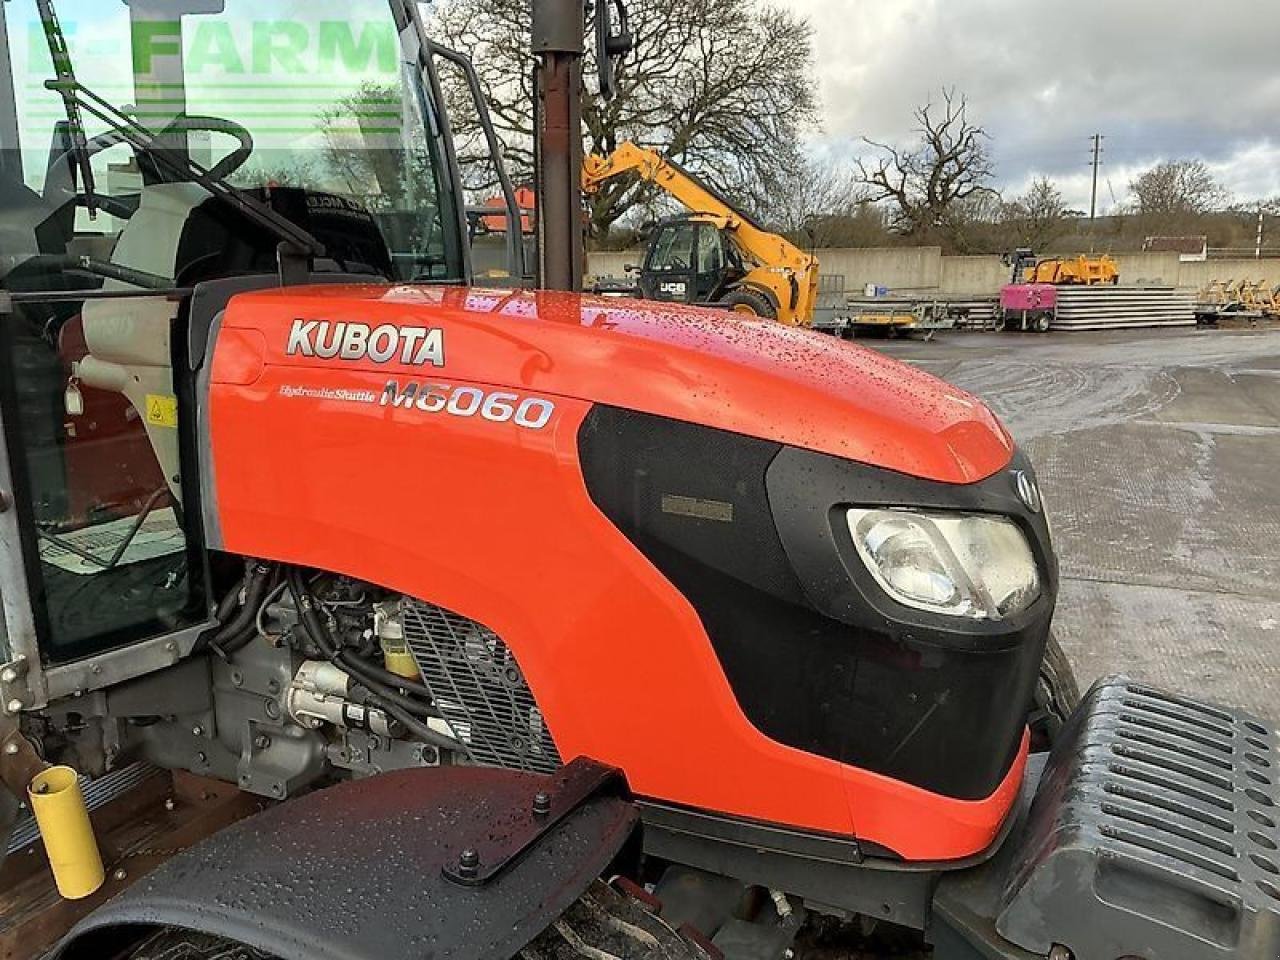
1033, 313, 1051, 333
1030, 632, 1081, 751
719, 288, 777, 319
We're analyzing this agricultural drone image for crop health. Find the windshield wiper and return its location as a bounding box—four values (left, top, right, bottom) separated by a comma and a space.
35, 0, 96, 215
34, 0, 326, 266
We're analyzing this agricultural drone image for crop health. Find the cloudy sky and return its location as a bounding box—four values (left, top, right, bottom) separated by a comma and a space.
792, 0, 1280, 211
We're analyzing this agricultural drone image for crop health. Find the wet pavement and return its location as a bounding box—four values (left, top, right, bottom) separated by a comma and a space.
874, 326, 1280, 724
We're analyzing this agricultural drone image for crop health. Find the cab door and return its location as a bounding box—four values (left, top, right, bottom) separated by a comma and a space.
0, 284, 211, 675
638, 221, 698, 304
693, 225, 732, 303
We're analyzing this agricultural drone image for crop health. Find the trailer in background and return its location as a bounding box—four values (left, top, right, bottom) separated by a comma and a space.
812, 298, 963, 340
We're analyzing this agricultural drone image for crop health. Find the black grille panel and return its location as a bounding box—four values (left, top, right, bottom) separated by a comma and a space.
401, 598, 562, 774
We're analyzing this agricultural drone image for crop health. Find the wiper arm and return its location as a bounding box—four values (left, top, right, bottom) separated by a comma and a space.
36, 0, 96, 215
34, 0, 325, 263
58, 81, 325, 258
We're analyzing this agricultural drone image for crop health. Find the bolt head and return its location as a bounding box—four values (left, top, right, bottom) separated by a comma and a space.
5, 699, 23, 714
532, 791, 552, 816
89, 663, 101, 675
3, 742, 19, 755
458, 848, 481, 878
164, 797, 176, 811
192, 725, 204, 737
253, 734, 271, 750
113, 868, 127, 881
1, 667, 17, 684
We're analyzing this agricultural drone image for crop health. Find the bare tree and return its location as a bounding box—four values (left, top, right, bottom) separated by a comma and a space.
762, 155, 867, 242
1001, 176, 1068, 251
427, 0, 819, 237
1129, 160, 1230, 217
855, 88, 995, 249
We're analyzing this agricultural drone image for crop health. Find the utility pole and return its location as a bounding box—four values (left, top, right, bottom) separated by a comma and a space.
1088, 134, 1104, 226
532, 0, 586, 293
1257, 207, 1265, 260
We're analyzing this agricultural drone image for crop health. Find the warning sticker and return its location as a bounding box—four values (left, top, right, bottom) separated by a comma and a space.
145, 394, 179, 429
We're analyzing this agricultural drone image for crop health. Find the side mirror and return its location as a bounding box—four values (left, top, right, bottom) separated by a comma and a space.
595, 0, 633, 100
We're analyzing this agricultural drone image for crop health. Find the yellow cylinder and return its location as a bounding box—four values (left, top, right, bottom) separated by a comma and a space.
380, 633, 421, 681
28, 765, 105, 900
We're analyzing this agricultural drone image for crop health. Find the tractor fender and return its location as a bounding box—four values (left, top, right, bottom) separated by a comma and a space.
54, 759, 639, 960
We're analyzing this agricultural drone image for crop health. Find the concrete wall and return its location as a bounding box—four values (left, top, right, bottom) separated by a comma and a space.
586, 247, 1280, 296
939, 256, 1008, 295
587, 250, 640, 281
1177, 258, 1280, 289
1111, 253, 1181, 286
812, 246, 943, 293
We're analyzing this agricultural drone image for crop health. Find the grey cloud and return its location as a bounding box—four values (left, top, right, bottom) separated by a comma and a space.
796, 0, 1280, 206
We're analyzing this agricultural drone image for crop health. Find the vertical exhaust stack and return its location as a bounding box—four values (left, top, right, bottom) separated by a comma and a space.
29, 765, 105, 900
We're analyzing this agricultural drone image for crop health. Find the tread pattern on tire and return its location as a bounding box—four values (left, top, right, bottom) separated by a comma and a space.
1031, 632, 1082, 750
521, 881, 707, 960
127, 930, 276, 960
125, 883, 702, 960
719, 289, 776, 320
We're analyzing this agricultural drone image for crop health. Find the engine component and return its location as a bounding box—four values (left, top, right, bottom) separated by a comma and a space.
286, 661, 397, 738
373, 600, 419, 681
401, 598, 562, 774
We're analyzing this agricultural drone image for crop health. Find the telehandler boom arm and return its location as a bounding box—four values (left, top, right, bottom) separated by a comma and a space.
583, 142, 820, 325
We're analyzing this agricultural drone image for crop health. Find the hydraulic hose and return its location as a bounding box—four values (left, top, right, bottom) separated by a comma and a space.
214, 573, 246, 623
285, 568, 463, 754
213, 562, 272, 644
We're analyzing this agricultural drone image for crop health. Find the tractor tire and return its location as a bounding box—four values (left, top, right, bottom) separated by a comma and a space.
126, 930, 274, 960
520, 881, 706, 960
719, 289, 777, 320
124, 883, 703, 960
1029, 632, 1081, 752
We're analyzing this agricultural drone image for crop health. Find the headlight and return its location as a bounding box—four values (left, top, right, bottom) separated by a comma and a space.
846, 509, 1040, 620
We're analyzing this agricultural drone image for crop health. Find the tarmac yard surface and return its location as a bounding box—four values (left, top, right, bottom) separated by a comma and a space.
875, 327, 1280, 724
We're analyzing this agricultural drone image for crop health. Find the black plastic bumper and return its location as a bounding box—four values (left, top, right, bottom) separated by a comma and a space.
934, 676, 1280, 959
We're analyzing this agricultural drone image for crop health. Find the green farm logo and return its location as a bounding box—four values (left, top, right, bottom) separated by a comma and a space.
131, 20, 397, 76
27, 19, 398, 79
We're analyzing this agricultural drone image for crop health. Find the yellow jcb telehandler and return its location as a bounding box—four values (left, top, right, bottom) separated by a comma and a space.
582, 142, 820, 326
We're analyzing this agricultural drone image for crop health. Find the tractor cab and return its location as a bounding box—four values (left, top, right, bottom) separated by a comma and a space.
0, 0, 481, 685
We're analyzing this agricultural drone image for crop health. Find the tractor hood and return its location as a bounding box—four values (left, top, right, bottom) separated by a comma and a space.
214, 284, 1012, 484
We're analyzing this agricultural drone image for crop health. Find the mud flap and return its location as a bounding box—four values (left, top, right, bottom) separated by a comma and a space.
935, 676, 1280, 959
52, 759, 639, 960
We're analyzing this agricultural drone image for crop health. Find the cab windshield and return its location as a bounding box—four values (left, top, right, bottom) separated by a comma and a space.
0, 0, 465, 664
0, 0, 465, 288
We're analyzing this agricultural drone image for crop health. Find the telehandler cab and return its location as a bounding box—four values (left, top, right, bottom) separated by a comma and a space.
0, 3, 1278, 960
582, 142, 821, 326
